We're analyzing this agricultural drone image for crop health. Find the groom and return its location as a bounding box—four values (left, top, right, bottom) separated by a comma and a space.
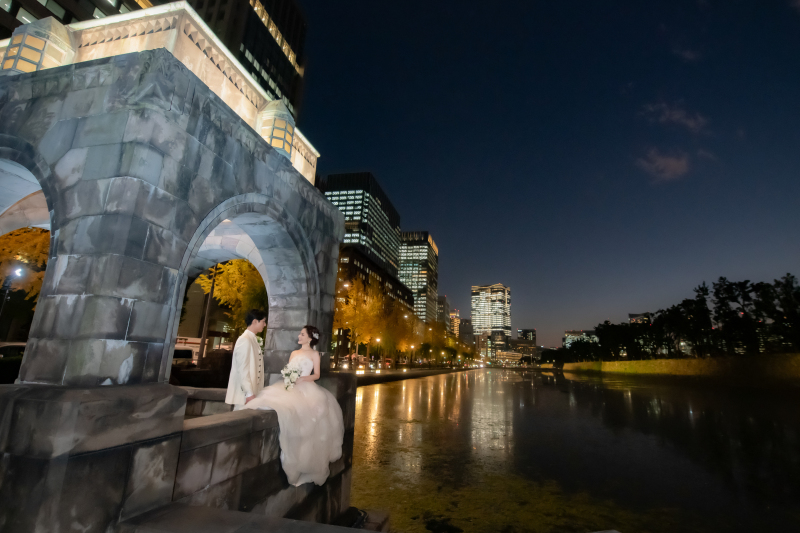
225, 309, 267, 411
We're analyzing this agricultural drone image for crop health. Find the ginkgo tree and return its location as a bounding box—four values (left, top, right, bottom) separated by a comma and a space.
333, 276, 384, 360
196, 259, 269, 337
0, 228, 50, 300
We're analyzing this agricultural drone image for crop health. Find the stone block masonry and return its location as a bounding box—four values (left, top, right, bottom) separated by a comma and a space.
0, 48, 344, 532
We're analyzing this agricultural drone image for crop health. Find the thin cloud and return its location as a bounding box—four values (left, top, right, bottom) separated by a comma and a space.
642, 102, 708, 133
637, 149, 690, 182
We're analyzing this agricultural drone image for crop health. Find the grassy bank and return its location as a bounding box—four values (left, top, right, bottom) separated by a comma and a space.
540, 353, 800, 381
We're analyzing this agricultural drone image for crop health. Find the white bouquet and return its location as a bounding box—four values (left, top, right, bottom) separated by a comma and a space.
281, 361, 302, 390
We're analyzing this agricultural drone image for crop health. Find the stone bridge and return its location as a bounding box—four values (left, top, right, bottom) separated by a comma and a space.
0, 18, 349, 532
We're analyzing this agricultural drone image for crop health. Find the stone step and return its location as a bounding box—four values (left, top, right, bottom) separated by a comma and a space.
118, 503, 355, 533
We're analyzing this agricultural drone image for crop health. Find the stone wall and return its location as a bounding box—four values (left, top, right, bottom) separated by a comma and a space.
541, 353, 800, 382
0, 48, 344, 532
175, 374, 356, 523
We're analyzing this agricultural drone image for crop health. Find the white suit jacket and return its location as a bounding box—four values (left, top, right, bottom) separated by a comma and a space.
225, 329, 264, 406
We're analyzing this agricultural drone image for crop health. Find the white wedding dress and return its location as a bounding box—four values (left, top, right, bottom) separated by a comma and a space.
245, 353, 344, 486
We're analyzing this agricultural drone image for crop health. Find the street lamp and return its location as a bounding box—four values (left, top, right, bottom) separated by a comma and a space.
0, 267, 24, 327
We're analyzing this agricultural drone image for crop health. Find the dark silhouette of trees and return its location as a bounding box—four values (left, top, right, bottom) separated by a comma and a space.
566, 274, 799, 361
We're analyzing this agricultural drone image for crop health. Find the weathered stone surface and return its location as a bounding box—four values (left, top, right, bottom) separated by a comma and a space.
0, 384, 186, 458
0, 49, 343, 387
121, 435, 183, 521
0, 46, 345, 533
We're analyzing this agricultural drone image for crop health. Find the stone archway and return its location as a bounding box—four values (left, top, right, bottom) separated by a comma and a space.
0, 32, 344, 533
182, 196, 323, 373
0, 49, 342, 387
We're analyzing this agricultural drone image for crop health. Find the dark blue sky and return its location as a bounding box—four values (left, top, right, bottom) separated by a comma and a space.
296, 0, 800, 347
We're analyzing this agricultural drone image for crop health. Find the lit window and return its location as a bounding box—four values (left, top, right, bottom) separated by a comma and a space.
0, 0, 11, 11
93, 7, 106, 18
106, 0, 117, 6
45, 1, 66, 19
16, 8, 37, 23
119, 4, 130, 13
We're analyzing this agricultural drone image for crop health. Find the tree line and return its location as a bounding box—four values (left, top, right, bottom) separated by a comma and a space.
332, 277, 473, 366
546, 274, 799, 363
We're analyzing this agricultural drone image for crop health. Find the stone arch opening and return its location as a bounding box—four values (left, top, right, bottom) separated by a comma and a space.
177, 195, 321, 375
0, 153, 51, 236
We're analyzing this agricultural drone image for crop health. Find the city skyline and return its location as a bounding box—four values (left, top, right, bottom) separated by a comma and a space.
296, 0, 800, 346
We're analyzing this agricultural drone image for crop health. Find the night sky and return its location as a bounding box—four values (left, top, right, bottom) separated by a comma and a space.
296, 0, 800, 347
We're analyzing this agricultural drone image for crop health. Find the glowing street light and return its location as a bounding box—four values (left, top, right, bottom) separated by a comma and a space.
0, 266, 24, 324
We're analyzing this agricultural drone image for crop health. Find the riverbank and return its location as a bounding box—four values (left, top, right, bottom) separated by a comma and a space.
539, 353, 800, 383
335, 367, 474, 387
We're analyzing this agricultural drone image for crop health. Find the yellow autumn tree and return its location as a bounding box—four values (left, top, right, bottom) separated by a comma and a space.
333, 276, 384, 358
0, 228, 49, 300
196, 259, 269, 336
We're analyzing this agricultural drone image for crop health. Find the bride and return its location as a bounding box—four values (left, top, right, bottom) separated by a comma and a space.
244, 325, 344, 486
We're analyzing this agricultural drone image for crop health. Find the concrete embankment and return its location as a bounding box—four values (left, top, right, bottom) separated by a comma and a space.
343, 367, 474, 387
540, 354, 800, 382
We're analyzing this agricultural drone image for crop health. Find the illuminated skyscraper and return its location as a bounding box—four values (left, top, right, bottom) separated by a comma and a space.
437, 295, 450, 330
318, 172, 401, 277
450, 309, 460, 336
399, 231, 438, 322
471, 283, 511, 351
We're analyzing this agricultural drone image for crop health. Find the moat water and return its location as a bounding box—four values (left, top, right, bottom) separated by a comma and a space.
350, 369, 800, 533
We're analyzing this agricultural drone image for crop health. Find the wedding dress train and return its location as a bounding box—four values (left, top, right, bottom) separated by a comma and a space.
245, 353, 344, 486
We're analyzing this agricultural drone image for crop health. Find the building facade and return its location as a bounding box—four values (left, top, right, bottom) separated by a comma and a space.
437, 295, 450, 331
450, 309, 460, 337
399, 231, 438, 323
458, 317, 474, 346
475, 333, 492, 360
0, 0, 307, 118
471, 283, 511, 348
508, 338, 537, 358
318, 172, 402, 278
518, 328, 536, 343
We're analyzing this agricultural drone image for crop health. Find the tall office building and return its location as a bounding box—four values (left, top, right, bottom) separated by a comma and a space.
458, 318, 474, 346
437, 295, 450, 331
518, 328, 536, 343
471, 283, 511, 350
399, 231, 438, 323
450, 309, 460, 337
318, 172, 402, 277
0, 0, 307, 117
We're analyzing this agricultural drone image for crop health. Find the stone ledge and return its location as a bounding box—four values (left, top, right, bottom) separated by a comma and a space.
0, 383, 187, 458
181, 409, 278, 451
181, 386, 227, 401
118, 502, 355, 532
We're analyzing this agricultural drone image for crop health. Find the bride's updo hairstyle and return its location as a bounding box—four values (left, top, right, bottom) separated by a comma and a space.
303, 325, 321, 348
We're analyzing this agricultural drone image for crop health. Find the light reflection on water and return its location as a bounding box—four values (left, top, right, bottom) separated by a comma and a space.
352, 369, 800, 533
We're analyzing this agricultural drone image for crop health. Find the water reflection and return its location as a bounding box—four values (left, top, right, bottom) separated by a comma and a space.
352, 369, 800, 532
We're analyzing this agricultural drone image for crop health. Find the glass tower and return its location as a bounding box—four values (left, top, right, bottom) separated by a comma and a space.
317, 172, 401, 277
399, 231, 439, 323
471, 284, 511, 347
